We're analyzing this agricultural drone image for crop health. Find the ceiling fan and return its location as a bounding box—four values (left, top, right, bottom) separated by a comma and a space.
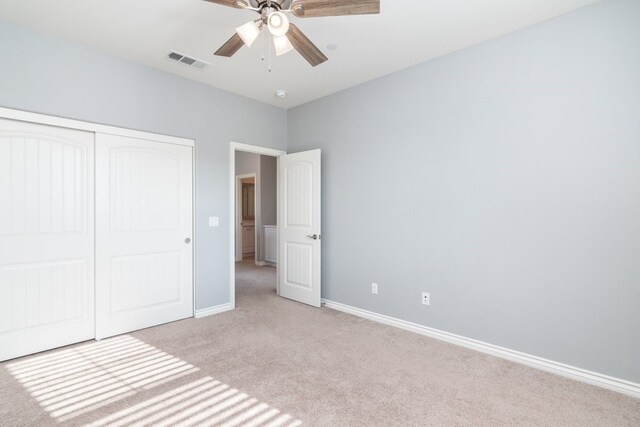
204, 0, 380, 67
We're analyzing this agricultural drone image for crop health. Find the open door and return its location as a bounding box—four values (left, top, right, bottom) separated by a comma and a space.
278, 149, 321, 307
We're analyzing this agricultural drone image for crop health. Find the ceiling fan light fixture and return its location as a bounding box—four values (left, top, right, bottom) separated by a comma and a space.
273, 35, 294, 56
235, 20, 261, 47
267, 11, 289, 37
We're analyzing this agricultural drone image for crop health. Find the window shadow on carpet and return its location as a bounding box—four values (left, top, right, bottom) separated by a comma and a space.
7, 335, 302, 426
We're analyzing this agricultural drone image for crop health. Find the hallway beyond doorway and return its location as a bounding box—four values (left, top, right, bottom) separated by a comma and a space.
235, 260, 277, 307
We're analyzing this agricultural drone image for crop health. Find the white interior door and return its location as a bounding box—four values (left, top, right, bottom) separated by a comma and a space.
95, 133, 193, 339
278, 149, 321, 307
0, 118, 94, 361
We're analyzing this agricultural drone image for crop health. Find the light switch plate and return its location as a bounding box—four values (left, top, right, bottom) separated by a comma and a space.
209, 216, 219, 227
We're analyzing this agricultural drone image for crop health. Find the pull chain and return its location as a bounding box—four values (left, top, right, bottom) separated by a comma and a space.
261, 24, 266, 62
260, 9, 272, 72
268, 31, 272, 72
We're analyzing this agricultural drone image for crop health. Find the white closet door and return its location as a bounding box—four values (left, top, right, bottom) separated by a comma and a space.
95, 133, 193, 339
0, 118, 95, 361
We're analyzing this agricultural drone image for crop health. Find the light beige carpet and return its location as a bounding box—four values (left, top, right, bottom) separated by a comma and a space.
1, 261, 638, 426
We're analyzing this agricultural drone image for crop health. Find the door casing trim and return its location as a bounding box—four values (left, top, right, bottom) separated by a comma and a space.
0, 106, 194, 147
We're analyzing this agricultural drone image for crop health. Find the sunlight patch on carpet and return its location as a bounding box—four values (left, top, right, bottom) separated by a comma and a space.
85, 376, 302, 427
6, 335, 302, 426
7, 335, 198, 421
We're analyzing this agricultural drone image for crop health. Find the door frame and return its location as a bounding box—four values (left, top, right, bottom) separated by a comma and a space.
229, 142, 285, 309
0, 107, 194, 147
235, 173, 257, 262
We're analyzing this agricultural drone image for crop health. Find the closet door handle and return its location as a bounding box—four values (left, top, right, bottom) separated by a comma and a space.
185, 238, 191, 244
306, 234, 319, 240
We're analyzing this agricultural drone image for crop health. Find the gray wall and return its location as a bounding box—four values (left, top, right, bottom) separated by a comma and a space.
287, 0, 640, 383
235, 151, 261, 176
259, 155, 277, 263
260, 156, 277, 227
0, 19, 286, 310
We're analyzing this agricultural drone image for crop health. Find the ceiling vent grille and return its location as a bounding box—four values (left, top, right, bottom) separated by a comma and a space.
167, 50, 210, 70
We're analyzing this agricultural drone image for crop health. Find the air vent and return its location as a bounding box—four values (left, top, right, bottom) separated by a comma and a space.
167, 50, 210, 70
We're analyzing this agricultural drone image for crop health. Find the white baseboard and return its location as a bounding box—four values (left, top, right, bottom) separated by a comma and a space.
322, 299, 640, 399
194, 303, 234, 319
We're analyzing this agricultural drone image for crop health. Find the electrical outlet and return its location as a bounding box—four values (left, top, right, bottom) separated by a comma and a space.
422, 292, 430, 305
371, 283, 378, 295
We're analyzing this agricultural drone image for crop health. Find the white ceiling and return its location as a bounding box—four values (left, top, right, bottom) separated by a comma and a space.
0, 0, 599, 109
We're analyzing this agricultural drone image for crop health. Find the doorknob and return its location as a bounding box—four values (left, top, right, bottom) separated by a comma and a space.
185, 238, 191, 244
306, 234, 320, 240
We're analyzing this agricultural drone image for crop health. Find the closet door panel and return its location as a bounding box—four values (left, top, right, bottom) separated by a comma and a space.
0, 118, 94, 361
95, 133, 193, 339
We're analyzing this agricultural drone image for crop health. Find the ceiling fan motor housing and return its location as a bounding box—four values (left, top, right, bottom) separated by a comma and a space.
256, 0, 288, 8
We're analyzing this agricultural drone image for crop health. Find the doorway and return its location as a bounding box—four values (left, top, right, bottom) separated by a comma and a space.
229, 142, 322, 309
235, 174, 256, 262
229, 143, 285, 309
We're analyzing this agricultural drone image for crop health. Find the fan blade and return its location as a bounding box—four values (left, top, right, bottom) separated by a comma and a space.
290, 0, 379, 17
215, 33, 245, 57
286, 23, 327, 67
203, 0, 249, 9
